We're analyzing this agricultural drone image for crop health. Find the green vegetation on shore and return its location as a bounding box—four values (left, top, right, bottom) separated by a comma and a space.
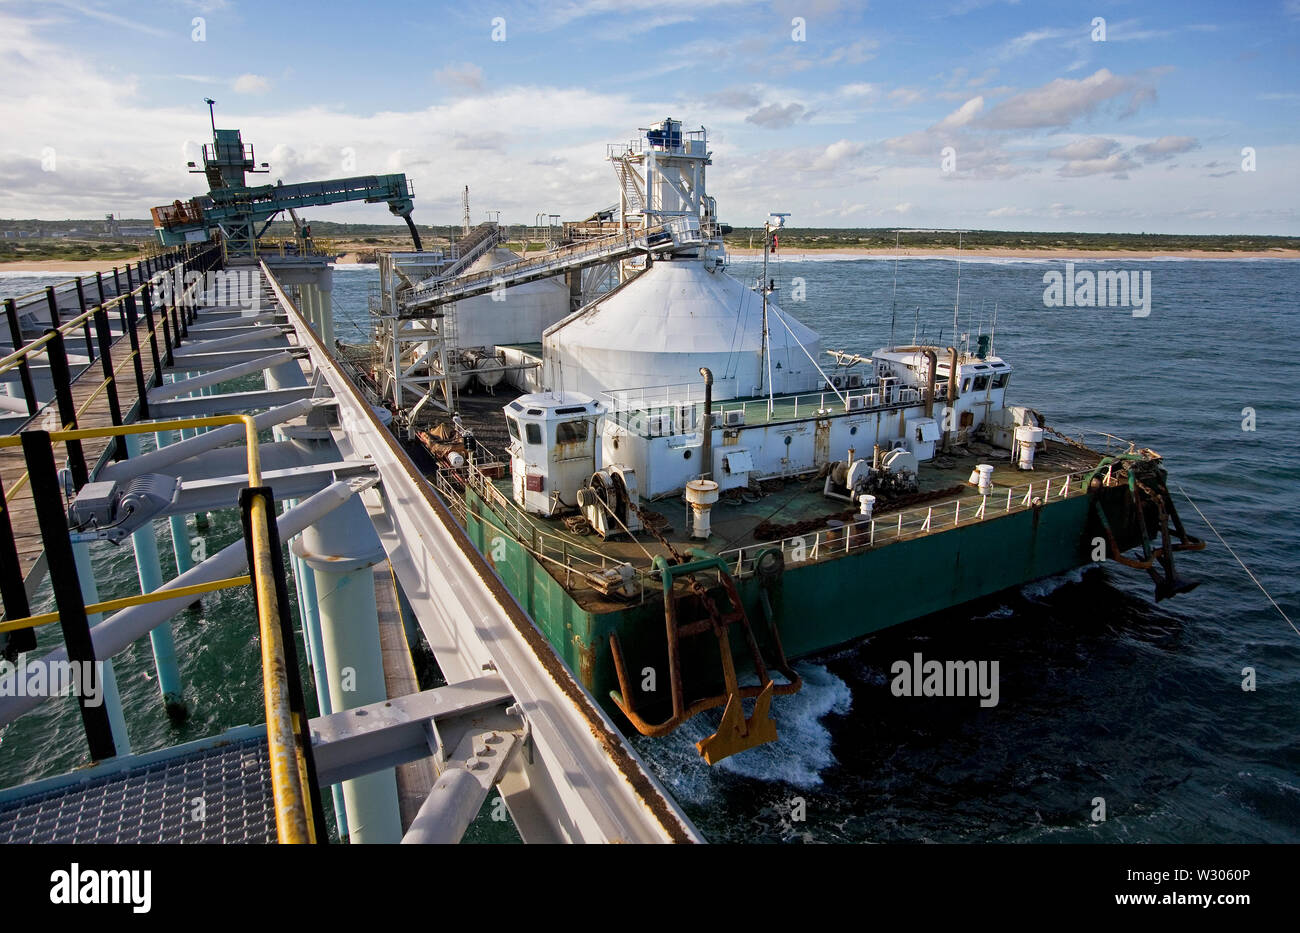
0, 239, 146, 262
5, 218, 1296, 263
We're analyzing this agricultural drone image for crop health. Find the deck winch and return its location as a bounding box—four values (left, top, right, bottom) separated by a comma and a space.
576, 466, 643, 538
823, 445, 919, 504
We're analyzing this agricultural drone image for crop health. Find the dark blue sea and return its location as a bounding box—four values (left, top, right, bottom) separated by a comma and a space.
3, 254, 1297, 843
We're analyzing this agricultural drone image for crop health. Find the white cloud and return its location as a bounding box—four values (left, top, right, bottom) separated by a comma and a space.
1047, 137, 1119, 160
937, 96, 984, 129
1133, 135, 1198, 161
233, 74, 270, 95
1056, 153, 1138, 177
810, 139, 866, 171
746, 102, 807, 129
982, 69, 1159, 129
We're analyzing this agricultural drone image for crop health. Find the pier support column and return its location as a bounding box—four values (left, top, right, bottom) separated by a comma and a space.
284, 521, 350, 842
292, 497, 400, 844
126, 434, 187, 720
314, 267, 334, 350
151, 425, 198, 592
72, 541, 131, 755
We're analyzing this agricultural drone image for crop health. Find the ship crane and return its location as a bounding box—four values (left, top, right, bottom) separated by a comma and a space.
150, 102, 422, 255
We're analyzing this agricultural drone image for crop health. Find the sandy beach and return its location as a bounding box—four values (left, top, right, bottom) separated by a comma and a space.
0, 259, 137, 274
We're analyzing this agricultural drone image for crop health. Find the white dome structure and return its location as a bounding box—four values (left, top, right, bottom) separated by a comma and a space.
542, 258, 823, 401
451, 246, 570, 349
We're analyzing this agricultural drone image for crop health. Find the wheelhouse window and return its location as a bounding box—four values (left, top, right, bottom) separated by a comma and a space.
525, 423, 543, 445
506, 417, 521, 440
973, 374, 990, 392
993, 373, 1010, 389
555, 420, 588, 444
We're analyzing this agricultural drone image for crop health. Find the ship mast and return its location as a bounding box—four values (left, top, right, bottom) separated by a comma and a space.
952, 229, 963, 354
760, 213, 787, 417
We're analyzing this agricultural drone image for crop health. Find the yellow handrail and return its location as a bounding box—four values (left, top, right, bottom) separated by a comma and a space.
0, 414, 263, 484
0, 575, 252, 633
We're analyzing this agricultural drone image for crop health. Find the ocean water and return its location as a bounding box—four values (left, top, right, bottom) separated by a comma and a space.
2, 255, 1297, 844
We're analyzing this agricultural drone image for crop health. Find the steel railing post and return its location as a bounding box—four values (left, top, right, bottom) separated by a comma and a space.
20, 430, 116, 761
74, 277, 95, 363
45, 329, 89, 489
94, 307, 124, 460
0, 470, 37, 657
140, 285, 163, 384
124, 295, 150, 419
4, 298, 38, 416
44, 286, 60, 329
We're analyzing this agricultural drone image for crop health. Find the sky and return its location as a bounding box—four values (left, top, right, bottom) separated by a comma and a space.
2, 0, 1298, 234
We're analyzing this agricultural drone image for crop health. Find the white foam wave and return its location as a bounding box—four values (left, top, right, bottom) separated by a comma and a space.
1021, 566, 1089, 601
0, 270, 90, 280
643, 662, 853, 804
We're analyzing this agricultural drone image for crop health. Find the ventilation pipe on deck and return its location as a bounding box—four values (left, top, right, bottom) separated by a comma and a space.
923, 348, 938, 419
947, 346, 960, 404
699, 367, 713, 481
944, 345, 961, 451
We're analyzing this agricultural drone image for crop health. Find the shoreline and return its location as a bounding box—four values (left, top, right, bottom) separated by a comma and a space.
722, 246, 1300, 260
0, 259, 136, 274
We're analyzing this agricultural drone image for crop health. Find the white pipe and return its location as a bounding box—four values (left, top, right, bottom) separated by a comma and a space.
149, 351, 295, 400
174, 327, 285, 355
401, 768, 485, 844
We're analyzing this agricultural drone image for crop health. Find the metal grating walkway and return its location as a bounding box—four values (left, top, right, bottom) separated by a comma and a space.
0, 731, 276, 844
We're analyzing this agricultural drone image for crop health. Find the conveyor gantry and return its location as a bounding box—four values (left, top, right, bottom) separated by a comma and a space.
399, 215, 703, 315
151, 115, 422, 256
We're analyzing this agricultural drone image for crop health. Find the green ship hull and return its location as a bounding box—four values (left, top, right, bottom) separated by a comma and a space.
457, 475, 1144, 727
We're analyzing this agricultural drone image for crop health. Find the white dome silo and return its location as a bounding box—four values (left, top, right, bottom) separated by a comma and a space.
542, 258, 823, 402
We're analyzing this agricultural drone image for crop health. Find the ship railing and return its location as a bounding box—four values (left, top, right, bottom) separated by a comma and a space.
717, 469, 1090, 579
603, 383, 922, 437
606, 130, 707, 161
433, 462, 658, 602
